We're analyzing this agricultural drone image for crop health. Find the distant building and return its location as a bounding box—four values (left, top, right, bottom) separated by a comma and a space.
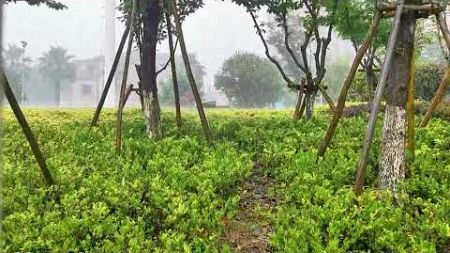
60, 56, 104, 107
203, 84, 230, 107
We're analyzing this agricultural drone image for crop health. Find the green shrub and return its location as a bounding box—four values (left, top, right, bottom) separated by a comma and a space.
415, 63, 447, 101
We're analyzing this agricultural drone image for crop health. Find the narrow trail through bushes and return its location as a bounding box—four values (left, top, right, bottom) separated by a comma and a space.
222, 158, 280, 253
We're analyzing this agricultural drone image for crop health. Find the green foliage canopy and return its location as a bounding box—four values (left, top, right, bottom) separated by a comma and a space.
214, 52, 283, 107
5, 0, 66, 9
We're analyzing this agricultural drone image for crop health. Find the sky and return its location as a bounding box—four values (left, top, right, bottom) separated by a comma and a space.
4, 0, 353, 85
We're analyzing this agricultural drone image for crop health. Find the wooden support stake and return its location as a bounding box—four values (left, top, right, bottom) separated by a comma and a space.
317, 13, 381, 159
2, 72, 55, 186
407, 52, 416, 153
436, 12, 450, 50
420, 12, 450, 127
91, 25, 130, 127
115, 0, 137, 154
170, 0, 212, 143
166, 12, 182, 128
293, 80, 306, 120
354, 2, 405, 196
122, 84, 134, 110
319, 86, 336, 112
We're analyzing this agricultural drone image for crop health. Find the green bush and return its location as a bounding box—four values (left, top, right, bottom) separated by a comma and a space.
2, 108, 449, 252
415, 63, 447, 101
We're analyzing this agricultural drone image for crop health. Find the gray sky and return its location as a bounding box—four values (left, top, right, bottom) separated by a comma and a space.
4, 0, 352, 85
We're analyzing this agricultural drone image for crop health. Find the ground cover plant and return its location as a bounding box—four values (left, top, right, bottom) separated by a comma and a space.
1, 108, 449, 252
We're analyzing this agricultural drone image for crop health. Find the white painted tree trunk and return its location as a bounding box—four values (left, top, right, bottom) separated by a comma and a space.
379, 3, 416, 194
379, 105, 406, 194
143, 90, 162, 139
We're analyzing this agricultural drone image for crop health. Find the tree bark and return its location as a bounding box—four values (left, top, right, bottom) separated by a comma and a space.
166, 12, 181, 128
354, 3, 405, 196
141, 1, 162, 139
365, 67, 377, 101
293, 80, 306, 120
55, 80, 60, 107
305, 92, 315, 120
379, 6, 417, 194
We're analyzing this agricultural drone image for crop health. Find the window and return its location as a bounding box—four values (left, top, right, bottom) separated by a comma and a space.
81, 84, 92, 95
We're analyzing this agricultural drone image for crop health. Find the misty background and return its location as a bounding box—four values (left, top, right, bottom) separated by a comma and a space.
4, 0, 354, 108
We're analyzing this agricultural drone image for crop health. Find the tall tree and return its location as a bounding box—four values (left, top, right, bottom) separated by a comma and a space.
379, 0, 418, 193
38, 46, 75, 107
120, 0, 204, 139
159, 53, 206, 107
231, 0, 340, 120
4, 0, 66, 9
215, 52, 283, 107
3, 43, 32, 104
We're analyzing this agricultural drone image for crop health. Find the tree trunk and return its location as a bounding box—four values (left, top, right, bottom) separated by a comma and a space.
141, 1, 162, 139
379, 7, 416, 194
166, 12, 181, 128
293, 80, 306, 120
55, 80, 60, 107
365, 67, 377, 102
305, 92, 315, 120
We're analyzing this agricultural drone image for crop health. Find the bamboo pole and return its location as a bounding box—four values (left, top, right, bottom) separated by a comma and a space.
293, 80, 306, 120
2, 72, 55, 186
407, 52, 416, 153
121, 84, 134, 111
436, 12, 450, 53
317, 13, 381, 159
354, 2, 405, 196
115, 0, 137, 154
166, 12, 182, 128
170, 0, 212, 143
91, 25, 130, 127
319, 86, 336, 111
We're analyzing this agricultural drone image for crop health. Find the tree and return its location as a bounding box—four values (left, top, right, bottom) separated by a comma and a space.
230, 0, 340, 120
3, 43, 32, 104
38, 46, 75, 107
214, 52, 283, 107
120, 0, 205, 139
4, 0, 66, 9
159, 53, 206, 107
378, 0, 419, 194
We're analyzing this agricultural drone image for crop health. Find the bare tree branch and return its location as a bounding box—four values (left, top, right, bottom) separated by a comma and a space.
249, 10, 299, 89
156, 37, 179, 76
281, 12, 307, 73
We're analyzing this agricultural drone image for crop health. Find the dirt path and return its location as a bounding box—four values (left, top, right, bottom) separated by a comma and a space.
221, 160, 279, 253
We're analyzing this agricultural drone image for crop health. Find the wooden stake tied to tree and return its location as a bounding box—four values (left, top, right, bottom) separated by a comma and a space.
168, 0, 212, 143
115, 0, 137, 154
354, 1, 406, 196
91, 25, 130, 127
2, 72, 55, 186
317, 12, 381, 159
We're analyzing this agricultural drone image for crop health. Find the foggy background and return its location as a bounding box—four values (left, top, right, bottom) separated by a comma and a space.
4, 0, 354, 108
